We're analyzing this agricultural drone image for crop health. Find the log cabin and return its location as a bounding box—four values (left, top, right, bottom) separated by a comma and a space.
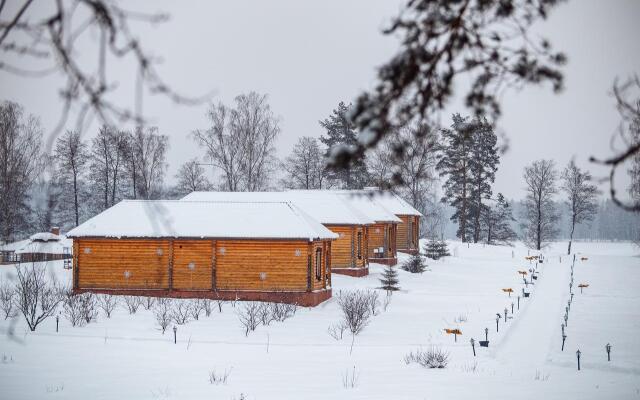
362, 189, 423, 255
331, 191, 402, 266
66, 200, 338, 306
9, 228, 73, 263
182, 191, 375, 277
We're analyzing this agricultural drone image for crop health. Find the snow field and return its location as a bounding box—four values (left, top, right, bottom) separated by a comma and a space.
0, 241, 638, 399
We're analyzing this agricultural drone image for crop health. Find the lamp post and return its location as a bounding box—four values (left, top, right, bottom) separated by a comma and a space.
470, 338, 476, 357
511, 302, 514, 314
173, 325, 177, 344
606, 343, 611, 362
496, 314, 500, 333
562, 334, 567, 351
576, 349, 581, 371
485, 327, 489, 342
517, 296, 520, 310
56, 315, 59, 333
504, 307, 508, 321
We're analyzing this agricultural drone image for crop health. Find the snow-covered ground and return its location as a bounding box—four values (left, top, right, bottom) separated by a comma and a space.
1, 241, 639, 399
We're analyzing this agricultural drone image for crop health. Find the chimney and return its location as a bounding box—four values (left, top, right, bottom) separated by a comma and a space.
50, 227, 60, 236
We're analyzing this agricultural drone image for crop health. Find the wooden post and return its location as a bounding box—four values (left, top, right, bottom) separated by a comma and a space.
211, 240, 217, 291
72, 240, 79, 290
168, 239, 174, 291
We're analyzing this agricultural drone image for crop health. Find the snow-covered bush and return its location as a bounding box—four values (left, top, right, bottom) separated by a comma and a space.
123, 296, 143, 314
336, 290, 376, 335
97, 294, 118, 318
258, 302, 275, 326
208, 367, 232, 385
0, 279, 17, 319
237, 302, 261, 336
14, 264, 63, 331
215, 299, 226, 313
63, 292, 98, 327
202, 299, 213, 317
404, 346, 450, 369
401, 254, 428, 273
171, 300, 192, 325
188, 299, 206, 321
153, 298, 173, 334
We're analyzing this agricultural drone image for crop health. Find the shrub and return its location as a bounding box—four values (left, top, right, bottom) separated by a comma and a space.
336, 290, 376, 335
153, 298, 173, 334
328, 321, 347, 340
379, 265, 400, 292
122, 296, 143, 314
14, 264, 63, 331
271, 302, 297, 322
208, 367, 232, 385
401, 254, 428, 273
237, 302, 261, 336
423, 239, 450, 260
97, 294, 118, 318
63, 292, 98, 327
404, 346, 450, 369
142, 296, 155, 310
0, 279, 17, 319
188, 299, 206, 321
171, 300, 192, 325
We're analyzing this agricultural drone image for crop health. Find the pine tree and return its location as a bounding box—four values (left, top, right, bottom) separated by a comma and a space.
437, 114, 473, 242
485, 193, 517, 245
423, 238, 449, 260
401, 253, 428, 273
319, 101, 369, 189
467, 117, 499, 243
379, 265, 400, 292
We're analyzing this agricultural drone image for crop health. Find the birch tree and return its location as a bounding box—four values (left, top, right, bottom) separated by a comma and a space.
522, 159, 559, 250
54, 130, 89, 227
281, 137, 327, 189
174, 159, 212, 196
561, 160, 599, 255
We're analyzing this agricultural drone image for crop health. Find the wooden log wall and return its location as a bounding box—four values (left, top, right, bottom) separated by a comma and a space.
367, 223, 397, 259
75, 238, 332, 293
325, 225, 367, 269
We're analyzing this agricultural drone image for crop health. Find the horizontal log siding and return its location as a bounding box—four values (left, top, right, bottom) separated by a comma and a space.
397, 215, 410, 250
172, 240, 213, 290
215, 240, 327, 292
77, 239, 170, 289
367, 223, 397, 259
325, 225, 367, 269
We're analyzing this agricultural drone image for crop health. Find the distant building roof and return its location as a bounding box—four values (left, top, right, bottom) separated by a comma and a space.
182, 191, 375, 225
67, 200, 338, 241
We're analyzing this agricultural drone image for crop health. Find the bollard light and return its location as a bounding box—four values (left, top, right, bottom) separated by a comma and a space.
504, 307, 508, 321
173, 325, 177, 344
56, 315, 59, 333
576, 349, 582, 371
517, 296, 520, 310
496, 314, 500, 332
470, 338, 476, 357
511, 302, 514, 314
606, 343, 611, 362
564, 313, 568, 326
485, 327, 489, 341
562, 333, 567, 351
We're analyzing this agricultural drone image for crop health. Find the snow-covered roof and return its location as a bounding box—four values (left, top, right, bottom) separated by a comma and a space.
182, 191, 375, 225
289, 190, 402, 223
0, 239, 30, 252
15, 238, 72, 254
67, 200, 338, 241
30, 232, 61, 242
360, 189, 423, 217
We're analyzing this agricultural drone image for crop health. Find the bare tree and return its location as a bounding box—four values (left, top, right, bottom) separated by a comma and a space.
328, 1, 566, 188
561, 160, 599, 255
0, 101, 43, 242
522, 160, 559, 250
174, 159, 212, 197
123, 126, 168, 199
591, 76, 640, 211
0, 1, 205, 145
192, 103, 243, 191
54, 130, 89, 227
232, 92, 280, 191
281, 137, 327, 189
89, 125, 128, 211
0, 278, 17, 319
193, 93, 279, 191
14, 264, 62, 331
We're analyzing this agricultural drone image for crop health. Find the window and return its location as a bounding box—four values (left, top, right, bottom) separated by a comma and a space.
315, 248, 322, 281
357, 231, 362, 259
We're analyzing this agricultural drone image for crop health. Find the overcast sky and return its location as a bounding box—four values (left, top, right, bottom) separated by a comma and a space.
2, 0, 639, 200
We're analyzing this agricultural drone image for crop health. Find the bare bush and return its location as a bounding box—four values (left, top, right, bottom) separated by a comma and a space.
237, 302, 261, 336
271, 302, 297, 322
63, 292, 98, 327
382, 292, 392, 312
153, 298, 173, 334
258, 303, 275, 326
454, 314, 468, 323
189, 299, 207, 320
14, 264, 63, 331
97, 294, 118, 318
142, 296, 156, 310
367, 291, 380, 316
208, 367, 233, 385
215, 298, 226, 313
341, 366, 359, 389
404, 346, 450, 369
328, 321, 347, 341
0, 279, 17, 319
336, 290, 376, 336
171, 300, 192, 325
202, 299, 213, 317
123, 296, 143, 314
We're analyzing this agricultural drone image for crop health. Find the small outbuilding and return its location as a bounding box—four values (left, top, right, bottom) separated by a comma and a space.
67, 200, 337, 306
362, 189, 423, 255
182, 191, 375, 277
5, 227, 73, 264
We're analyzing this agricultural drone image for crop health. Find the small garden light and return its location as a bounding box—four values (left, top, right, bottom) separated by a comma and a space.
606, 343, 611, 362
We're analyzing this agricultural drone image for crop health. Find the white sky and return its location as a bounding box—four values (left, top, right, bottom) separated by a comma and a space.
1, 0, 639, 200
